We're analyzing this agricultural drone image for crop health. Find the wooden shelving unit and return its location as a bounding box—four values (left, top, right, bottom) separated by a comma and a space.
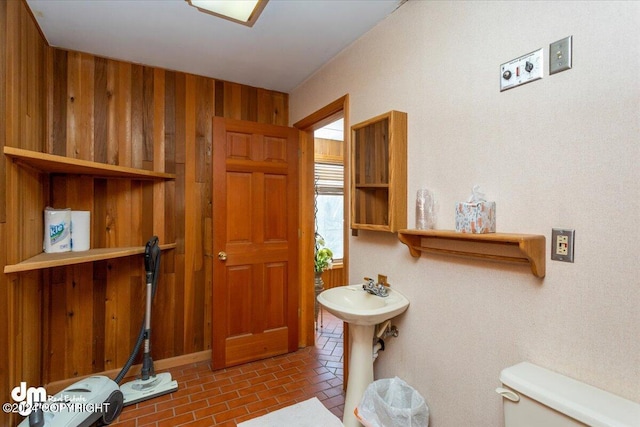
4, 244, 177, 274
4, 147, 177, 273
351, 110, 407, 232
397, 229, 546, 278
4, 146, 176, 180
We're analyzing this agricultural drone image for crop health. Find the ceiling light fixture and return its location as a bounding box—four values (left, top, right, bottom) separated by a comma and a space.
186, 0, 269, 27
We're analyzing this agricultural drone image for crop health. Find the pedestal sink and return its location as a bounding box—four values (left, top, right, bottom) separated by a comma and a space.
317, 284, 409, 427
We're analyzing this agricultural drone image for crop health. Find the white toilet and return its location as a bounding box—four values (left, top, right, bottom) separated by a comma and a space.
497, 362, 640, 427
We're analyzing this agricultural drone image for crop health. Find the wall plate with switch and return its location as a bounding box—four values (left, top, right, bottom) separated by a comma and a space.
549, 35, 572, 74
500, 48, 544, 91
551, 228, 575, 262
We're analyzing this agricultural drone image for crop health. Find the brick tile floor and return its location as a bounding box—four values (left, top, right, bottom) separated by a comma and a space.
112, 312, 344, 426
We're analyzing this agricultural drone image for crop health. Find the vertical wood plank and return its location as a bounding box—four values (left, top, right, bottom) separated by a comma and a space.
223, 81, 242, 119
92, 261, 107, 373
66, 52, 95, 160
51, 49, 68, 156
66, 264, 94, 377
105, 59, 117, 165
142, 66, 154, 167
117, 62, 132, 167
153, 69, 165, 243
164, 71, 176, 174
0, 0, 6, 224
183, 74, 197, 353
47, 268, 68, 380
131, 64, 143, 169
94, 57, 108, 163
241, 85, 258, 122
0, 224, 7, 427
258, 89, 288, 126
173, 164, 186, 355
214, 80, 224, 118
195, 76, 211, 183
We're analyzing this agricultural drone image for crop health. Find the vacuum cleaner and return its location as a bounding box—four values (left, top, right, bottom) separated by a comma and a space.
118, 236, 178, 405
18, 376, 123, 427
19, 236, 177, 426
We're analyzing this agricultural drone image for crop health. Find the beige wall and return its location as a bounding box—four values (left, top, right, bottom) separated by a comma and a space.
290, 1, 640, 426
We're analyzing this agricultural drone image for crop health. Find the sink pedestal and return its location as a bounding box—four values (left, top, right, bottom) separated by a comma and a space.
316, 284, 410, 427
343, 323, 375, 427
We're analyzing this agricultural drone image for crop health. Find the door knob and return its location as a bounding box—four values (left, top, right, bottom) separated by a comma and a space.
218, 251, 227, 261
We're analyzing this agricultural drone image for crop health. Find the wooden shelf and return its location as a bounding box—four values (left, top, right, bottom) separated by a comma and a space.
4, 146, 176, 180
351, 110, 407, 232
4, 243, 177, 274
397, 229, 546, 278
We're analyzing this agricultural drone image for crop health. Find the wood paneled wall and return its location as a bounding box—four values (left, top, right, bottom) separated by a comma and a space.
1, 1, 48, 425
42, 51, 287, 383
1, 3, 289, 422
320, 265, 346, 289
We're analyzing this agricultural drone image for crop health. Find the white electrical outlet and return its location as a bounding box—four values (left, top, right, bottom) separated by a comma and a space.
556, 235, 569, 255
551, 228, 575, 262
500, 48, 544, 91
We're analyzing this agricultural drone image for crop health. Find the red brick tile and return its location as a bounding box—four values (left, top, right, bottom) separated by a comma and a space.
213, 405, 249, 424
117, 402, 157, 421
178, 416, 216, 427
137, 407, 175, 426
233, 410, 268, 424
245, 396, 279, 413
226, 392, 259, 409
237, 381, 268, 397
110, 312, 344, 426
157, 411, 194, 427
193, 401, 228, 419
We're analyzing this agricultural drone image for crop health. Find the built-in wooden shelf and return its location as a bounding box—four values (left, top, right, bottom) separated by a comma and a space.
351, 110, 407, 232
4, 147, 177, 274
4, 243, 177, 274
397, 229, 546, 278
4, 146, 176, 180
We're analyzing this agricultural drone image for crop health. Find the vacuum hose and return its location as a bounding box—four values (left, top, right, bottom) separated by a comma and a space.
114, 237, 160, 384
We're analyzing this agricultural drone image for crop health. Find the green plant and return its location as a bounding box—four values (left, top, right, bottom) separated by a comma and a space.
314, 234, 333, 273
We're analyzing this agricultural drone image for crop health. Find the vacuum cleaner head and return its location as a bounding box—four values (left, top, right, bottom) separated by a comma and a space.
119, 373, 178, 406
18, 376, 123, 427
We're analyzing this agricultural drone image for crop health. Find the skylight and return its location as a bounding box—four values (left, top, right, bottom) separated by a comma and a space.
186, 0, 269, 27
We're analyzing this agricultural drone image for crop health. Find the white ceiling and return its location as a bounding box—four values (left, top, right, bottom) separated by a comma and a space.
26, 0, 404, 93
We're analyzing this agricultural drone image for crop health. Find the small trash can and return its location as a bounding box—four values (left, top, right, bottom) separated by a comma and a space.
355, 377, 429, 427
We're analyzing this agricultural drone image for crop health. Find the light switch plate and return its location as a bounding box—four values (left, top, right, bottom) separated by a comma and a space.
549, 36, 572, 75
500, 48, 544, 91
551, 228, 575, 262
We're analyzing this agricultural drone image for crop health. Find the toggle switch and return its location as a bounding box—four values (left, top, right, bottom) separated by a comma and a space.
549, 35, 572, 75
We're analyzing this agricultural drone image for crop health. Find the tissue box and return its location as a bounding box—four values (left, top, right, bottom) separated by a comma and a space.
455, 201, 496, 233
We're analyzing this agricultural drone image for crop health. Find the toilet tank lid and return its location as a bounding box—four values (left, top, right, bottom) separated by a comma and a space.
500, 362, 640, 427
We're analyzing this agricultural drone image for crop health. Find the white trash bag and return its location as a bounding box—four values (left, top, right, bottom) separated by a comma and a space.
355, 377, 429, 427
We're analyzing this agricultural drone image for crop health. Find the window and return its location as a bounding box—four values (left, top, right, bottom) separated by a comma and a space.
315, 162, 344, 261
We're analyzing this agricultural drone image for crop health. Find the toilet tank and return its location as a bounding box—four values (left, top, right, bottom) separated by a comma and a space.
497, 362, 640, 427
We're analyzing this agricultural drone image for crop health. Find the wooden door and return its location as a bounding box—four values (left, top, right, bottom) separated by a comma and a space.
212, 117, 299, 369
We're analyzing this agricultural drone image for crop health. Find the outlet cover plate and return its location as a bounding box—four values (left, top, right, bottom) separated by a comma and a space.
551, 228, 575, 262
500, 48, 544, 91
549, 35, 572, 75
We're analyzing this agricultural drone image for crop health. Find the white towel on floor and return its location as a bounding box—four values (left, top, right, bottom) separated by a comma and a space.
237, 397, 343, 427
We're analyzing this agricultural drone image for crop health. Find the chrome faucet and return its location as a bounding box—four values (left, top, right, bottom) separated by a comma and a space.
363, 277, 389, 297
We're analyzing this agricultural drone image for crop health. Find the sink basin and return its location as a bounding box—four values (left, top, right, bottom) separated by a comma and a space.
317, 284, 409, 326
318, 284, 410, 427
